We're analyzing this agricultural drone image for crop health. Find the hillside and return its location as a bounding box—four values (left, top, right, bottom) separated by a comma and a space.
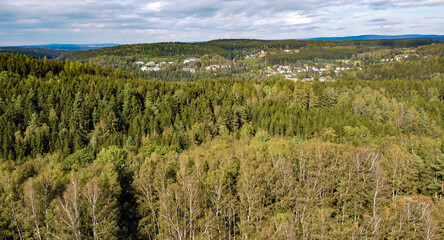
1, 51, 444, 239
56, 39, 442, 82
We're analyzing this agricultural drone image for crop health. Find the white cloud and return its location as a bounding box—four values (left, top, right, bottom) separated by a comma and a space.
284, 14, 312, 25
142, 2, 165, 12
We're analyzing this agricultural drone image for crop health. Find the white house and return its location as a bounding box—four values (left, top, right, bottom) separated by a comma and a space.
206, 65, 220, 70
302, 78, 314, 82
147, 61, 156, 66
142, 66, 160, 71
184, 57, 199, 64
183, 68, 195, 73
135, 61, 144, 65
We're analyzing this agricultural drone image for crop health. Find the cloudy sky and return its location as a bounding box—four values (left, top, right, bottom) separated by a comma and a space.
1, 0, 443, 45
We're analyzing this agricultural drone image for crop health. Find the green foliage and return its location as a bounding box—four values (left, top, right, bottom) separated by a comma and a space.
95, 146, 127, 168
254, 129, 271, 142
62, 148, 94, 171
138, 144, 180, 156
1, 42, 444, 239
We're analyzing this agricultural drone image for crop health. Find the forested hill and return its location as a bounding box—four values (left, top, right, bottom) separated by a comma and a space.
56, 39, 441, 79
1, 52, 444, 239
60, 38, 437, 61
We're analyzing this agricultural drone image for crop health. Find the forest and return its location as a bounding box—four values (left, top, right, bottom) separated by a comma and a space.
0, 39, 444, 239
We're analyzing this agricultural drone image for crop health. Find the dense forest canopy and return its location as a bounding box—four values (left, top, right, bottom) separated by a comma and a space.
1, 39, 444, 239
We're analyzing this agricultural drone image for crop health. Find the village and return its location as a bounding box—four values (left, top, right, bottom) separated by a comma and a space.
132, 46, 426, 82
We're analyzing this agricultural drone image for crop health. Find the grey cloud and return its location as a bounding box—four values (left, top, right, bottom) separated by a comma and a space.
369, 18, 386, 22
364, 0, 444, 9
0, 0, 443, 45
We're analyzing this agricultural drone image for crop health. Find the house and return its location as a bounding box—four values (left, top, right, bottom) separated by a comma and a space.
302, 78, 314, 82
147, 61, 156, 66
142, 66, 160, 71
282, 66, 291, 71
135, 61, 144, 65
183, 68, 195, 73
160, 62, 167, 66
184, 57, 199, 64
206, 65, 221, 70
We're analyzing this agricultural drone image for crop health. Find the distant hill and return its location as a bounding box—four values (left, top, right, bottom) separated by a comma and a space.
0, 44, 119, 59
307, 34, 444, 41
60, 38, 437, 61
0, 47, 68, 59
55, 38, 439, 78
18, 43, 119, 51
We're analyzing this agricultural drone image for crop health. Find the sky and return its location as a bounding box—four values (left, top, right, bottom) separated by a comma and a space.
0, 0, 444, 45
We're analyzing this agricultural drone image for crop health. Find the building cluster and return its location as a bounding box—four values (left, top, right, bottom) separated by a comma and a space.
380, 54, 414, 62
244, 50, 266, 59
264, 64, 355, 76
136, 57, 201, 72
182, 58, 200, 73
205, 65, 231, 71
137, 60, 173, 71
